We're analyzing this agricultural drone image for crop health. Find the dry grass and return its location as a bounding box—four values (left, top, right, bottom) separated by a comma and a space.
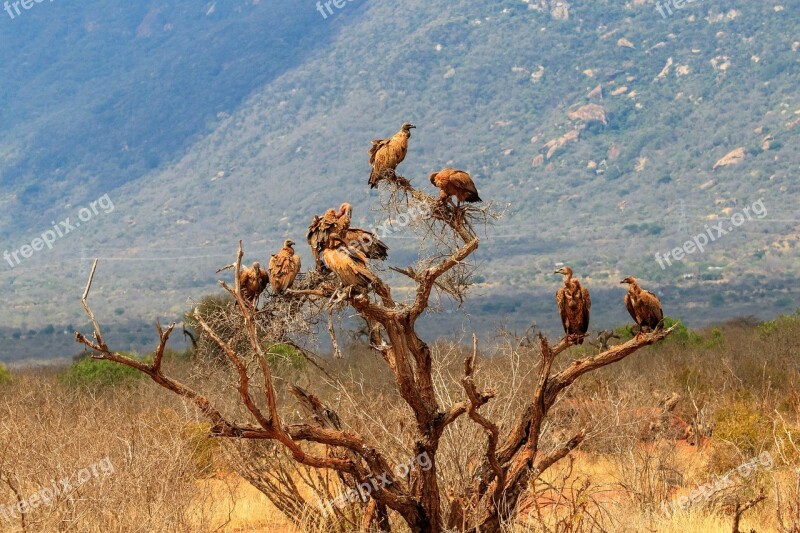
0, 313, 798, 532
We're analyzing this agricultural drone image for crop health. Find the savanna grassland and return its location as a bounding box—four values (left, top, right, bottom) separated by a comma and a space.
1, 312, 798, 532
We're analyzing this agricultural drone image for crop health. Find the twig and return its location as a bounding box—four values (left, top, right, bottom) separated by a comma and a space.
732, 489, 766, 533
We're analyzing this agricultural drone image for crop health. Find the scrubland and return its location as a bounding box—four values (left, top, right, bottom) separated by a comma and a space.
0, 312, 798, 532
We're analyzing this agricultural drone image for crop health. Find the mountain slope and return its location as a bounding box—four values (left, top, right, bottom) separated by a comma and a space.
1, 0, 798, 358
0, 0, 351, 233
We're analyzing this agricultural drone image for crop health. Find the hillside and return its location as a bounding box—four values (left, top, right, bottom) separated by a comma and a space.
0, 0, 798, 359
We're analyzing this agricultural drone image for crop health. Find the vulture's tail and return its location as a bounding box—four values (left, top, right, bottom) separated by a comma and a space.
466, 192, 482, 203
369, 239, 389, 261
369, 168, 380, 189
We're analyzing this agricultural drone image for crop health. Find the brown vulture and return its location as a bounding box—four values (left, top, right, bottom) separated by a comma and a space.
307, 205, 346, 270
239, 261, 269, 304
335, 203, 388, 260
322, 235, 377, 289
621, 276, 664, 335
369, 123, 415, 188
429, 168, 482, 206
554, 266, 591, 344
269, 240, 301, 294
308, 203, 389, 264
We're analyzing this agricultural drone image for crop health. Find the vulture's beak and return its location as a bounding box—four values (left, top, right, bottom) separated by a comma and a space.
554, 269, 562, 275
620, 280, 628, 284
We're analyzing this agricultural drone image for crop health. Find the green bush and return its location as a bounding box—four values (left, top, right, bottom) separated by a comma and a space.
0, 363, 10, 384
60, 355, 146, 389
758, 309, 800, 336
267, 343, 306, 371
613, 317, 723, 349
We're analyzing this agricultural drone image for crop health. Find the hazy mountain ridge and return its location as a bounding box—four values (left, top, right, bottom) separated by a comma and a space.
0, 0, 798, 359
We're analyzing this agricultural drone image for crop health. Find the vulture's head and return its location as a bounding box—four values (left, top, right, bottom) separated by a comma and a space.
252, 261, 261, 272
554, 266, 573, 277
429, 172, 438, 185
338, 203, 353, 218
620, 276, 637, 286
401, 122, 416, 134
284, 239, 295, 249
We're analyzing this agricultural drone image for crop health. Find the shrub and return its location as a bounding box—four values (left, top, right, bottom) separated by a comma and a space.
0, 363, 10, 384
60, 355, 147, 389
612, 316, 720, 348
267, 343, 306, 371
758, 309, 800, 336
709, 399, 771, 472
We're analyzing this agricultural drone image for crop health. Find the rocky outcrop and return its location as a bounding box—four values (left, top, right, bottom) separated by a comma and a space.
542, 127, 582, 160
567, 103, 607, 125
654, 57, 673, 80
713, 147, 746, 170
617, 38, 635, 49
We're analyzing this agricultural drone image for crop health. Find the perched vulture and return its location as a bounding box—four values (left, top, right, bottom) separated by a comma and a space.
621, 276, 664, 334
269, 240, 301, 294
344, 228, 389, 261
239, 261, 269, 304
369, 123, 415, 188
338, 203, 388, 260
554, 266, 591, 344
429, 168, 482, 206
322, 235, 377, 289
307, 206, 343, 270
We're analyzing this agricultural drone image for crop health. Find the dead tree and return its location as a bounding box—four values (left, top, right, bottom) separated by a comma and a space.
75, 172, 677, 532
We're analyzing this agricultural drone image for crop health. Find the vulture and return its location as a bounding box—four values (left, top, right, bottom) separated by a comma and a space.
239, 261, 269, 304
322, 235, 377, 289
308, 203, 389, 263
429, 168, 482, 206
554, 266, 591, 344
269, 240, 301, 294
307, 206, 345, 270
621, 276, 664, 335
369, 123, 415, 188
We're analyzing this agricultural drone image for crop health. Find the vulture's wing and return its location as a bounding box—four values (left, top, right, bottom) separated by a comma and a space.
323, 247, 375, 287
451, 170, 481, 202
307, 216, 322, 248
624, 293, 638, 324
270, 252, 298, 293
641, 291, 664, 328
308, 211, 337, 253
369, 139, 390, 165
259, 268, 270, 292
451, 171, 478, 194
345, 228, 389, 261
580, 285, 592, 334
556, 287, 569, 334
268, 254, 280, 273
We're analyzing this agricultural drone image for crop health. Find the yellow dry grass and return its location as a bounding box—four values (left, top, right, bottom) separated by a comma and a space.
194, 475, 298, 533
